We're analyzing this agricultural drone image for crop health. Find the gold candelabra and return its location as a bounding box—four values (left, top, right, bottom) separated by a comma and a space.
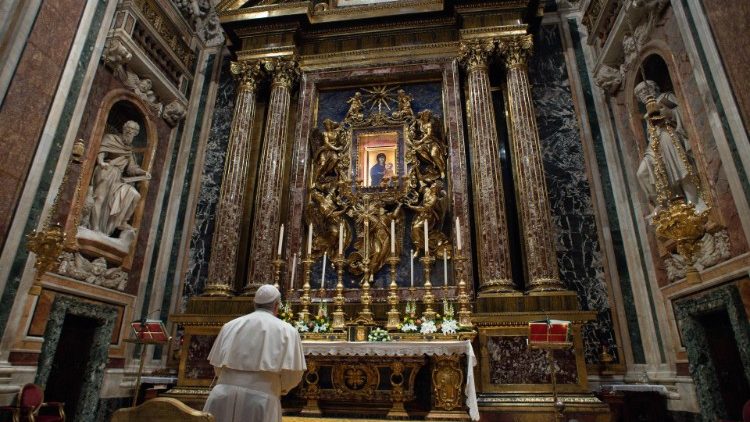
386, 254, 400, 330
358, 257, 374, 323
272, 258, 285, 292
299, 256, 314, 322
332, 255, 346, 330
420, 254, 436, 320
453, 251, 472, 328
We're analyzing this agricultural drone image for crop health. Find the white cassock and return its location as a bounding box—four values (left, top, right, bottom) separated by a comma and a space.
203, 309, 306, 422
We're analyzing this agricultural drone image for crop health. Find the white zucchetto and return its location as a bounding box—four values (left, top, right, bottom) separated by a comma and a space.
254, 284, 281, 305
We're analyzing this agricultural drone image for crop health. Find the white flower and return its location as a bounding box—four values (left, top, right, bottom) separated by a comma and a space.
401, 323, 418, 333
313, 323, 329, 333
294, 320, 309, 332
420, 320, 437, 334
441, 319, 458, 334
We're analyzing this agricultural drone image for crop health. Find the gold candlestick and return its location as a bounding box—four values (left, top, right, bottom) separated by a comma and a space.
454, 252, 472, 328
332, 255, 346, 330
272, 258, 285, 292
386, 254, 400, 331
299, 256, 313, 322
420, 254, 436, 320
359, 257, 374, 323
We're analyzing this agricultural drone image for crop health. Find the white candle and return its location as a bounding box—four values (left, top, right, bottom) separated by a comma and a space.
423, 220, 429, 254
307, 223, 313, 255
410, 249, 414, 287
277, 224, 285, 256
321, 251, 327, 288
456, 217, 462, 251
365, 219, 369, 256
338, 222, 344, 255
390, 219, 396, 254
290, 253, 297, 289
443, 250, 448, 286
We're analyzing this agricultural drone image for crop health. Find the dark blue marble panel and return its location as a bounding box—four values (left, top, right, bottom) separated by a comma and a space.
183, 57, 235, 302
529, 24, 616, 363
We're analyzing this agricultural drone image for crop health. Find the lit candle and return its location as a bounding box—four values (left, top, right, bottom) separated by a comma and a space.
277, 224, 285, 256
410, 249, 414, 287
456, 217, 462, 251
290, 253, 297, 289
390, 219, 396, 254
423, 220, 429, 255
338, 222, 344, 255
321, 251, 327, 289
443, 250, 448, 286
307, 223, 313, 255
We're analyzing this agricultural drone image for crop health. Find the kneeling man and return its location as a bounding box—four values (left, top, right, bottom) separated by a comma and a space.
204, 285, 306, 422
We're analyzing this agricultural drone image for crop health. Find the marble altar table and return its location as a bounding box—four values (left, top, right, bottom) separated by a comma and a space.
298, 340, 478, 421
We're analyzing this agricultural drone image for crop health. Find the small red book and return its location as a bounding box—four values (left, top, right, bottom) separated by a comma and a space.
528, 320, 570, 344
131, 320, 169, 343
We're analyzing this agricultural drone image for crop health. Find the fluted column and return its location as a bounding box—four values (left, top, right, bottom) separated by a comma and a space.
245, 57, 299, 293
498, 35, 564, 292
459, 39, 515, 293
203, 61, 263, 297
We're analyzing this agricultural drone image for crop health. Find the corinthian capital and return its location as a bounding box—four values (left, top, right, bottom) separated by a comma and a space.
263, 56, 300, 89
498, 34, 533, 69
230, 60, 264, 92
458, 39, 496, 72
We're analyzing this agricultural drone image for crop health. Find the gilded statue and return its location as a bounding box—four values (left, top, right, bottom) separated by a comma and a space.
410, 110, 446, 180
308, 188, 349, 256
311, 118, 347, 186
392, 89, 414, 119
406, 181, 450, 255
634, 80, 707, 213
348, 198, 402, 276
89, 120, 151, 236
345, 92, 364, 122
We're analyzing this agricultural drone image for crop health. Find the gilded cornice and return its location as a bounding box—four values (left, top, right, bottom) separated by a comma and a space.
219, 2, 311, 23
309, 0, 443, 24
459, 24, 527, 39
497, 33, 533, 69
299, 41, 459, 71
453, 0, 531, 12
301, 16, 456, 39
458, 38, 496, 72
230, 60, 264, 92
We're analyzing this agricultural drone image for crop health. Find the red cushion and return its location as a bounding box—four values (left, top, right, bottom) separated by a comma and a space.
19, 384, 43, 409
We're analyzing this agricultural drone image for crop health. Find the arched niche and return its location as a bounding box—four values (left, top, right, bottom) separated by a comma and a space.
66, 89, 158, 272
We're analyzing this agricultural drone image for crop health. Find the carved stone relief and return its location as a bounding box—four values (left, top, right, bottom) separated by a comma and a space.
58, 252, 129, 291
172, 0, 225, 47
664, 230, 731, 282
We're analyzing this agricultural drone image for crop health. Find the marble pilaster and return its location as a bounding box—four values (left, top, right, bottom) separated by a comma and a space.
459, 39, 515, 293
203, 60, 262, 297
499, 34, 565, 292
245, 57, 299, 292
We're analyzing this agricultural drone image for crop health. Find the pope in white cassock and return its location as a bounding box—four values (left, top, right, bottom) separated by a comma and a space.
203, 284, 306, 422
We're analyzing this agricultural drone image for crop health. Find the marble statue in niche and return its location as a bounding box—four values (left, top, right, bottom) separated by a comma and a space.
634, 80, 707, 213
77, 120, 151, 264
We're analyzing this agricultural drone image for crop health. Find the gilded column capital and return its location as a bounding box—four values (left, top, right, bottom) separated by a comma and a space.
497, 34, 533, 69
263, 56, 300, 90
230, 60, 264, 92
458, 39, 496, 72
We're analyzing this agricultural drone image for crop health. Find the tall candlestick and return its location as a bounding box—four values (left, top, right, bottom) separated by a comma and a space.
307, 223, 313, 255
410, 249, 414, 287
444, 250, 448, 286
277, 224, 285, 256
456, 217, 462, 251
338, 222, 344, 255
390, 219, 396, 254
290, 253, 297, 290
321, 251, 327, 289
423, 220, 429, 254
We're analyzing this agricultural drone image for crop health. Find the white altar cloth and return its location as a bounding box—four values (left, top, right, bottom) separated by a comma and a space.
603, 384, 669, 395
302, 340, 479, 420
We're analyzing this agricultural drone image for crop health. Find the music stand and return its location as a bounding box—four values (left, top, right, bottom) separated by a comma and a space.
528, 320, 573, 422
126, 320, 171, 407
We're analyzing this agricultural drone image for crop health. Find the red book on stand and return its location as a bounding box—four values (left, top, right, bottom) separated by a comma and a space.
528, 320, 570, 345
130, 320, 169, 344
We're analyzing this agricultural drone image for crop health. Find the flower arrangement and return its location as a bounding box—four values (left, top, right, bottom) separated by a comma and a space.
278, 301, 295, 323
440, 300, 459, 335
368, 327, 392, 342
399, 300, 420, 333
292, 302, 330, 333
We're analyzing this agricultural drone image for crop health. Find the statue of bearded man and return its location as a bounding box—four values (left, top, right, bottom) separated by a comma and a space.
90, 120, 151, 236
634, 80, 707, 213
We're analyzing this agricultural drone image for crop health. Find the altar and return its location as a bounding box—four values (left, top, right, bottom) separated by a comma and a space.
298, 340, 478, 421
